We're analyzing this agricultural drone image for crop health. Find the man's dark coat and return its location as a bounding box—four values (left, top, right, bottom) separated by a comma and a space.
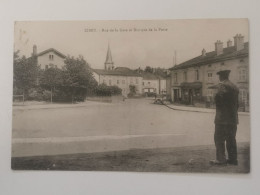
214, 80, 239, 125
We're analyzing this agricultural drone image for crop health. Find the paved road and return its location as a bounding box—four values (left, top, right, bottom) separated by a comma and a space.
12, 99, 250, 157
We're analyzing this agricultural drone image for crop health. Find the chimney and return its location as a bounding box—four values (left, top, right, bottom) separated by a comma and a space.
201, 48, 206, 57
227, 39, 232, 47
215, 40, 223, 55
32, 45, 37, 56
234, 34, 244, 51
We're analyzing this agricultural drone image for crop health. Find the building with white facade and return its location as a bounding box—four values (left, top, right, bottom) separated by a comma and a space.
32, 45, 66, 69
92, 45, 143, 97
141, 72, 167, 95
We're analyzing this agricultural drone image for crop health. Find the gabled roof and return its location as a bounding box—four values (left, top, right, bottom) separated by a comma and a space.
37, 48, 66, 58
170, 42, 249, 71
93, 67, 142, 77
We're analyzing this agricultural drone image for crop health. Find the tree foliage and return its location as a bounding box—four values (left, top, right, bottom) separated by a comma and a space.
61, 56, 98, 102
40, 67, 63, 89
128, 84, 137, 97
13, 51, 39, 96
95, 84, 122, 96
144, 66, 153, 73
13, 52, 98, 102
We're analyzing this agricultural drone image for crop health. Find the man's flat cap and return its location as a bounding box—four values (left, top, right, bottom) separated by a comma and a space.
216, 70, 231, 76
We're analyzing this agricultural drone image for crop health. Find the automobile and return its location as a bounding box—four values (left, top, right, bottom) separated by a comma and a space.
154, 94, 166, 104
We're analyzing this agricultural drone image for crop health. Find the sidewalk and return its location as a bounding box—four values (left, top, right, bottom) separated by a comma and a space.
163, 103, 250, 116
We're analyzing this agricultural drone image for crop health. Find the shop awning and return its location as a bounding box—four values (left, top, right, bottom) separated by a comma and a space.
208, 84, 219, 89
180, 82, 202, 89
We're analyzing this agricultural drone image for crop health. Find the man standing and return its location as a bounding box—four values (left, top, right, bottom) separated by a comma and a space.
210, 70, 239, 166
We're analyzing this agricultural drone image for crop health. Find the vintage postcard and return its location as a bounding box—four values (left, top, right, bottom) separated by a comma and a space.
12, 19, 250, 173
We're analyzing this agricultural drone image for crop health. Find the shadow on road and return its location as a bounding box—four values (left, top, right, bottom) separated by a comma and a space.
12, 142, 250, 173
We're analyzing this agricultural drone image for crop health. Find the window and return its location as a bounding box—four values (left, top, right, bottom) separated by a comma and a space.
49, 54, 54, 61
103, 79, 106, 84
221, 62, 225, 65
136, 78, 138, 84
142, 82, 144, 86
208, 64, 212, 67
239, 89, 248, 103
207, 72, 213, 82
49, 63, 54, 68
117, 80, 119, 84
183, 71, 187, 82
239, 69, 247, 82
130, 77, 133, 83
195, 70, 199, 81
174, 73, 178, 83
45, 65, 48, 69
109, 80, 112, 85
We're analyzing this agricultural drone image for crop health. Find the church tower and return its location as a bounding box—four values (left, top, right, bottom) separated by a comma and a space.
104, 43, 114, 70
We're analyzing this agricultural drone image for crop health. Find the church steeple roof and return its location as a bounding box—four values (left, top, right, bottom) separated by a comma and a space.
104, 43, 114, 70
105, 43, 113, 64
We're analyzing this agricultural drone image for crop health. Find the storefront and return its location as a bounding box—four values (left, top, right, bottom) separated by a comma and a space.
180, 82, 202, 105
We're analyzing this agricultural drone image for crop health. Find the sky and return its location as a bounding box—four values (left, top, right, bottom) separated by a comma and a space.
14, 19, 248, 70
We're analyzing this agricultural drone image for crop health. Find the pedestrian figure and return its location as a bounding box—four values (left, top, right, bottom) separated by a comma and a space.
210, 70, 239, 166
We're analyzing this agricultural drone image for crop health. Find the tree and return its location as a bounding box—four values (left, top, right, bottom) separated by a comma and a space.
128, 85, 137, 97
13, 51, 39, 98
144, 66, 153, 73
61, 55, 98, 102
40, 67, 63, 102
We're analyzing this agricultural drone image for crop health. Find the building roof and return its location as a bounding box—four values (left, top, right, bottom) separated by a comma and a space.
140, 72, 167, 80
37, 48, 66, 58
93, 67, 142, 77
170, 42, 249, 71
141, 72, 160, 80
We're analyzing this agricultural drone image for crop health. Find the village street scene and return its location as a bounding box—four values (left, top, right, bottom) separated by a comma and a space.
12, 20, 250, 173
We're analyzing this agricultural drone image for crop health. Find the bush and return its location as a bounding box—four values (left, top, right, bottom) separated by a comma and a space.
27, 88, 51, 101
95, 84, 122, 96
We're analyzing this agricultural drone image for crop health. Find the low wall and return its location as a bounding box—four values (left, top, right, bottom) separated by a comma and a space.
86, 95, 124, 103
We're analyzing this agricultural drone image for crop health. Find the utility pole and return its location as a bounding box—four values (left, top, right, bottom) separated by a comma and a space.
175, 50, 177, 66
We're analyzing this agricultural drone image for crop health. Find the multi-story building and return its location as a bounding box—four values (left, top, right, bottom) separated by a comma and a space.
141, 72, 167, 95
169, 34, 249, 108
92, 45, 143, 97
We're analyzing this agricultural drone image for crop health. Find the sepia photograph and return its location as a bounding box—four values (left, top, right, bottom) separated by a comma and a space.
11, 19, 250, 173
